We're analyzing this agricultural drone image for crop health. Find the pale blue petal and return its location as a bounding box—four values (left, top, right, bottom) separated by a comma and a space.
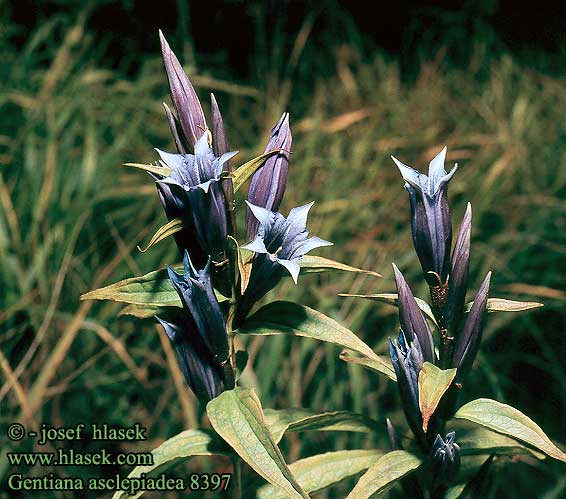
245, 201, 274, 228
277, 258, 301, 284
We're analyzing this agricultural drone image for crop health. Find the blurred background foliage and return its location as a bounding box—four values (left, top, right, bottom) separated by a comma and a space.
0, 0, 564, 497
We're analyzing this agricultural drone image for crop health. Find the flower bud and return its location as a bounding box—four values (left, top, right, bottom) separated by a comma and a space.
392, 147, 457, 289
159, 30, 206, 150
246, 113, 292, 240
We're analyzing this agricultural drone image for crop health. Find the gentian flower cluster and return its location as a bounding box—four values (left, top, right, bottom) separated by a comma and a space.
388, 148, 492, 484
150, 32, 330, 404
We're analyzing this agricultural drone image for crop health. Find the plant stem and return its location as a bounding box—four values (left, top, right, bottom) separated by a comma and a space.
232, 455, 243, 499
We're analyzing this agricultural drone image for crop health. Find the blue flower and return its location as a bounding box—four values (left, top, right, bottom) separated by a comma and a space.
389, 331, 426, 446
392, 264, 436, 363
236, 202, 332, 323
156, 314, 223, 403
246, 113, 292, 240
429, 431, 461, 489
156, 132, 238, 261
167, 251, 230, 364
392, 147, 457, 289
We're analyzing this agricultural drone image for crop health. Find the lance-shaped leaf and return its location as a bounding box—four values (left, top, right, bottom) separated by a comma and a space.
159, 30, 206, 149
339, 292, 437, 325
464, 298, 544, 313
339, 350, 397, 381
168, 252, 229, 363
247, 113, 292, 240
80, 267, 183, 307
345, 450, 422, 499
237, 301, 396, 381
444, 203, 472, 332
455, 398, 566, 462
137, 217, 184, 253
299, 255, 382, 277
418, 362, 457, 432
452, 272, 491, 374
392, 147, 457, 286
257, 450, 382, 499
123, 162, 171, 177
119, 303, 165, 319
111, 429, 231, 499
263, 408, 377, 443
393, 263, 435, 362
231, 149, 286, 193
206, 388, 309, 499
457, 427, 545, 459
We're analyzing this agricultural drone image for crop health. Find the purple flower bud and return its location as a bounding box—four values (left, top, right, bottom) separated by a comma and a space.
429, 432, 461, 488
392, 263, 436, 363
157, 132, 238, 261
392, 147, 457, 287
210, 93, 230, 159
167, 251, 230, 364
159, 30, 207, 150
237, 202, 332, 323
156, 315, 223, 403
444, 204, 472, 333
451, 272, 491, 376
246, 113, 292, 240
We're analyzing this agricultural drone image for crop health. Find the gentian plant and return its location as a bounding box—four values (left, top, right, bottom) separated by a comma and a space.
82, 33, 565, 499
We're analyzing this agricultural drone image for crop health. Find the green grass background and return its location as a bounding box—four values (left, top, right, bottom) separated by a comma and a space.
1, 2, 564, 497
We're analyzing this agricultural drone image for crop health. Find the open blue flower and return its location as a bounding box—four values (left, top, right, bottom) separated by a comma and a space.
236, 202, 332, 323
392, 147, 457, 288
156, 132, 238, 261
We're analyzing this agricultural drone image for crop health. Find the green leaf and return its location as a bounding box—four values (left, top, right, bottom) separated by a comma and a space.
340, 293, 437, 326
123, 162, 171, 177
418, 362, 457, 432
464, 298, 543, 313
80, 267, 182, 307
458, 428, 545, 459
206, 388, 309, 499
299, 255, 382, 277
454, 398, 566, 462
118, 303, 165, 318
263, 408, 377, 444
257, 450, 383, 499
111, 429, 230, 499
238, 301, 396, 381
231, 149, 284, 192
339, 350, 397, 382
137, 218, 184, 253
345, 450, 422, 499
445, 483, 467, 499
